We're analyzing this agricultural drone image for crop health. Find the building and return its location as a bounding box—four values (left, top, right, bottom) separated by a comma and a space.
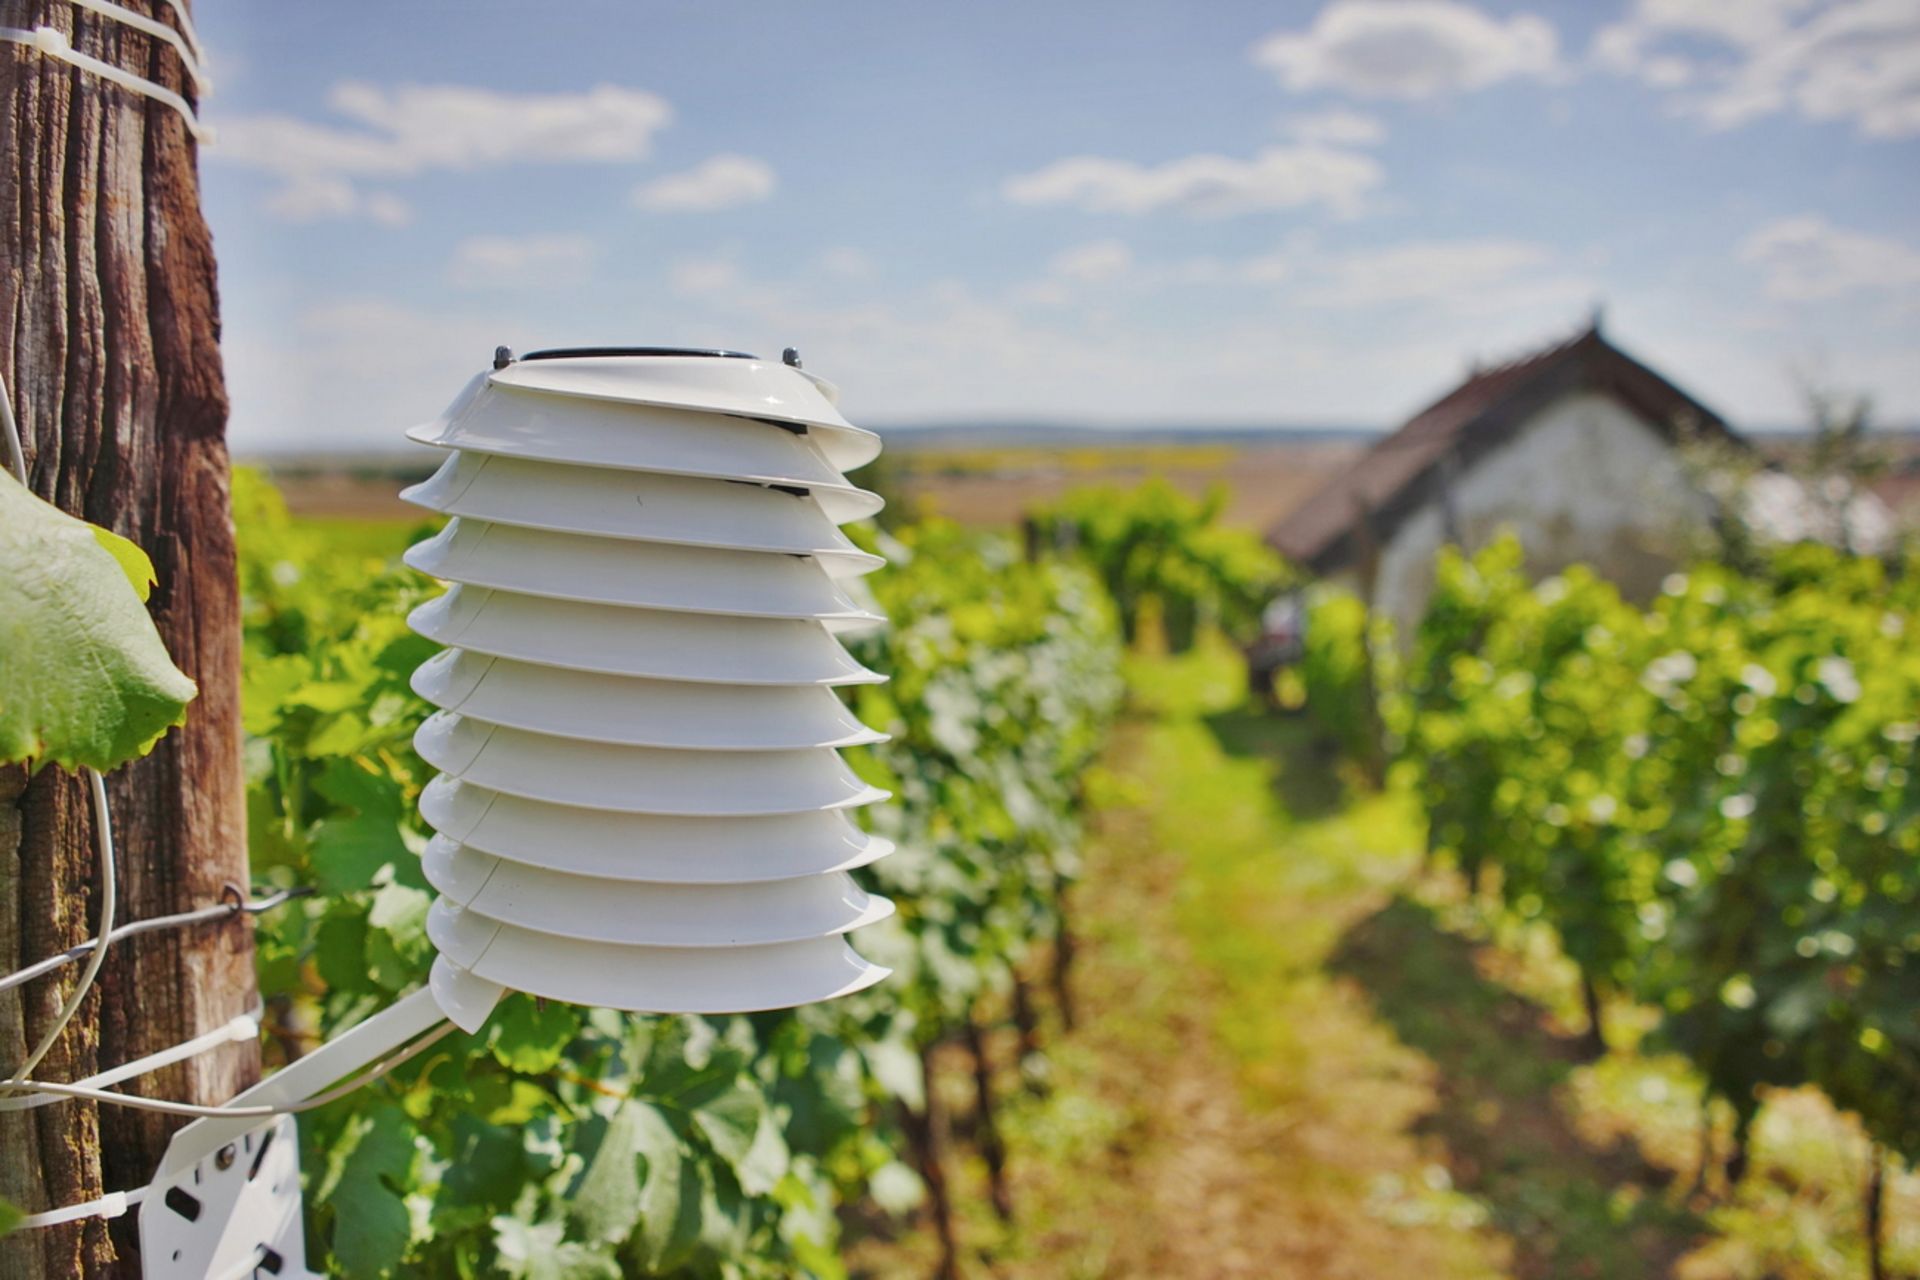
1268, 322, 1735, 631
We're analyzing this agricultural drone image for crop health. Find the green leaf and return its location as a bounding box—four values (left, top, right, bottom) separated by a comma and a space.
691, 1084, 788, 1196
489, 995, 582, 1075
491, 1217, 623, 1280
568, 1105, 645, 1244
313, 909, 372, 995
90, 525, 156, 600
0, 1196, 23, 1239
868, 1160, 925, 1215
310, 759, 409, 894
629, 1100, 702, 1272
438, 1115, 524, 1212
315, 1102, 418, 1278
862, 1039, 925, 1111
0, 470, 196, 771
365, 880, 434, 990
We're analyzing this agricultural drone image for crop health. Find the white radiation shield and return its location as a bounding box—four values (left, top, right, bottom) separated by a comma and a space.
403, 347, 896, 1027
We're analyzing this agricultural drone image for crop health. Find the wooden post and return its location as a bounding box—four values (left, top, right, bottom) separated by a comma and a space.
1, 3, 258, 1275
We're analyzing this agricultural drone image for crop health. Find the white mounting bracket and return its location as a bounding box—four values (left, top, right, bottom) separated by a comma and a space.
139, 1112, 321, 1280
136, 982, 501, 1278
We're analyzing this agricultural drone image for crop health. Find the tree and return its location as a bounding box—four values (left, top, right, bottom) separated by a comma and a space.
1, 2, 257, 1274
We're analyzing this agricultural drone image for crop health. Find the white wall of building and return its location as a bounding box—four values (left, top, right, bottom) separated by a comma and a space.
1372, 392, 1712, 632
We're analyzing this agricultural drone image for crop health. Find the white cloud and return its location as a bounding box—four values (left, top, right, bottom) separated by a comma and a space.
1740, 216, 1920, 300
447, 233, 598, 289
1012, 239, 1137, 305
1595, 0, 1920, 137
815, 247, 876, 279
264, 177, 412, 226
1279, 107, 1388, 146
669, 255, 747, 298
1047, 239, 1135, 284
632, 154, 777, 212
214, 81, 673, 220
1297, 238, 1557, 306
1002, 145, 1383, 217
1253, 0, 1559, 99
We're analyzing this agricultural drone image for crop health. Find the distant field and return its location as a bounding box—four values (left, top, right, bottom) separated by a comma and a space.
263, 438, 1362, 535
890, 440, 1360, 531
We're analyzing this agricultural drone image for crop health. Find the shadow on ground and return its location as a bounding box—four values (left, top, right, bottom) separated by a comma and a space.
1200, 707, 1347, 821
1331, 895, 1702, 1280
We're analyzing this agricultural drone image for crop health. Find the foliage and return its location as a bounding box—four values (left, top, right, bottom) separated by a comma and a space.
1297, 588, 1383, 778
0, 468, 195, 772
845, 521, 1124, 1037
1400, 534, 1920, 1162
233, 472, 1121, 1276
1031, 479, 1288, 651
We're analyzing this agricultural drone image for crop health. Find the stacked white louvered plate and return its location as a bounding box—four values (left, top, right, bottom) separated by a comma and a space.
401, 348, 894, 1017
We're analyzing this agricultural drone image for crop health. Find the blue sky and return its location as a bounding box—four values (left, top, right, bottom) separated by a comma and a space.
192, 0, 1920, 452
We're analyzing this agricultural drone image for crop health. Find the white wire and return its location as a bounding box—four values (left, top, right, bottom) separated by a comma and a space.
9, 768, 117, 1084
0, 372, 26, 484
66, 0, 208, 91
0, 1020, 458, 1121
0, 25, 211, 142
0, 886, 310, 996
147, 0, 205, 67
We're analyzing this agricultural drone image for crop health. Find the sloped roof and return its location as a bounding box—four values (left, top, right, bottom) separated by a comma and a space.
1268, 323, 1736, 574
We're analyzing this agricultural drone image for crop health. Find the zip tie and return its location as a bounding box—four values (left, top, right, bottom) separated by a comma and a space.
0, 1012, 260, 1112
67, 0, 209, 92
15, 1187, 144, 1230
0, 1019, 458, 1122
0, 25, 212, 143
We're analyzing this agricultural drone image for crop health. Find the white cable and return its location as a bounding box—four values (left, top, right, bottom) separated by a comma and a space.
148, 0, 205, 67
0, 373, 26, 484
9, 768, 117, 1083
0, 1013, 258, 1112
0, 25, 212, 142
66, 0, 208, 91
0, 1020, 457, 1122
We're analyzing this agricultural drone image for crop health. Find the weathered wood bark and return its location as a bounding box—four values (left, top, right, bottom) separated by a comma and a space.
1, 3, 257, 1275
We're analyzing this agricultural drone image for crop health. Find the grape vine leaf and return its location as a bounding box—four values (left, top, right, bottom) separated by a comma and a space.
491, 1217, 622, 1280
691, 1084, 789, 1196
489, 994, 582, 1075
90, 525, 158, 600
0, 470, 196, 772
316, 1102, 418, 1278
